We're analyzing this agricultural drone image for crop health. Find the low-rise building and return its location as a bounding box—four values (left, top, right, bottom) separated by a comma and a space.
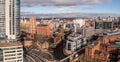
95, 17, 115, 33
85, 31, 120, 62
65, 33, 87, 52
0, 41, 23, 62
65, 19, 86, 33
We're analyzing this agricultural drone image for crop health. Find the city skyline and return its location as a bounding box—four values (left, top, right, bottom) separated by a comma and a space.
0, 0, 120, 62
21, 0, 120, 15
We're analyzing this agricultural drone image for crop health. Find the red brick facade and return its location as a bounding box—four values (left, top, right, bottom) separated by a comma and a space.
36, 24, 51, 37
85, 34, 120, 61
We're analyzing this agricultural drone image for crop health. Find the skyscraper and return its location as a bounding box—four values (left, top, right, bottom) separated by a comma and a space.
0, 0, 20, 39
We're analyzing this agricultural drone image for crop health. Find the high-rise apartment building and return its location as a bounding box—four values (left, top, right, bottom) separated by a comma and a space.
0, 0, 20, 39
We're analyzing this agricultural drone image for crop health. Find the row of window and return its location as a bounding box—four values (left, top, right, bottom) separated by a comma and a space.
0, 0, 5, 34
5, 51, 22, 54
4, 47, 22, 50
95, 22, 112, 29
5, 57, 16, 60
5, 54, 16, 57
5, 56, 23, 60
5, 59, 22, 62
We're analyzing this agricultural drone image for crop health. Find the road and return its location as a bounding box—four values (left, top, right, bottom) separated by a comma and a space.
53, 40, 66, 60
53, 39, 85, 62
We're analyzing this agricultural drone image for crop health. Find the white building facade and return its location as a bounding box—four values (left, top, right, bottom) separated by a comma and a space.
65, 33, 87, 52
0, 43, 23, 62
0, 0, 20, 39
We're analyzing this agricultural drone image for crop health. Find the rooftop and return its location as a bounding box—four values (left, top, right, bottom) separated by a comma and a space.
67, 33, 83, 42
37, 24, 48, 26
109, 43, 120, 48
88, 40, 99, 48
94, 50, 108, 55
0, 43, 22, 47
0, 41, 22, 47
99, 31, 120, 37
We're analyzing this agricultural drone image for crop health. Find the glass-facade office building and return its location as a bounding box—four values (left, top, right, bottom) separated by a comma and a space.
0, 0, 5, 35
0, 0, 20, 39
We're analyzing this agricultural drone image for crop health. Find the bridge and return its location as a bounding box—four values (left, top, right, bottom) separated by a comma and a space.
59, 47, 85, 62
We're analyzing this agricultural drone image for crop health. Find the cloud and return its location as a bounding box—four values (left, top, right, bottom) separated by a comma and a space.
54, 6, 77, 13
81, 6, 93, 10
21, 11, 36, 15
21, 0, 112, 7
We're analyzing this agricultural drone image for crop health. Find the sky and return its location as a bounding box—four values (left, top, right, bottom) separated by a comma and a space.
21, 0, 120, 15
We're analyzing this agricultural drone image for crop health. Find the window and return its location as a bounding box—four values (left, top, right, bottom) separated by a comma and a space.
5, 51, 16, 53
5, 54, 16, 57
17, 47, 22, 49
95, 22, 103, 29
68, 43, 71, 50
103, 22, 112, 29
5, 57, 16, 60
17, 56, 22, 58
17, 59, 22, 62
17, 53, 22, 55
17, 50, 22, 52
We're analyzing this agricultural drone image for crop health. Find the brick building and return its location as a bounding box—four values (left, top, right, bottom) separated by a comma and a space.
52, 24, 64, 43
85, 32, 120, 62
29, 17, 36, 34
23, 40, 33, 47
36, 24, 51, 37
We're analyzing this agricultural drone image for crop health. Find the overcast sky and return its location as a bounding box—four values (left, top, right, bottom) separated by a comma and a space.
21, 0, 120, 17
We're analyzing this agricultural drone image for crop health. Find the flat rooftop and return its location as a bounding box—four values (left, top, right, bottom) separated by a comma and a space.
0, 42, 22, 47
37, 24, 48, 26
0, 39, 22, 47
67, 33, 83, 42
